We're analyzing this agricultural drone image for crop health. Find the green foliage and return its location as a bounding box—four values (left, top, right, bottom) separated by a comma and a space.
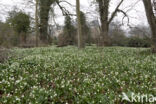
63, 15, 76, 43
127, 25, 152, 47
58, 15, 76, 46
7, 11, 30, 34
0, 22, 10, 45
128, 36, 152, 47
6, 11, 30, 44
80, 11, 91, 45
0, 21, 18, 47
0, 46, 156, 103
0, 49, 11, 63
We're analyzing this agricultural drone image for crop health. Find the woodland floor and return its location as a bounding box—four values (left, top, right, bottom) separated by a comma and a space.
0, 46, 156, 103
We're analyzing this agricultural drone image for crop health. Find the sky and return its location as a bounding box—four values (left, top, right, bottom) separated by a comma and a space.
0, 0, 149, 29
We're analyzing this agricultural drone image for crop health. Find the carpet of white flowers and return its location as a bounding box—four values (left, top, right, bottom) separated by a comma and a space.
0, 46, 156, 104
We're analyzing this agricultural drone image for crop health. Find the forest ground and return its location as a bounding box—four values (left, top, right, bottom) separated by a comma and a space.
0, 46, 156, 103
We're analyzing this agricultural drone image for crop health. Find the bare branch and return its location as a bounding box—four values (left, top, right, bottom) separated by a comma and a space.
153, 0, 156, 15
108, 0, 124, 24
117, 9, 130, 27
59, 0, 75, 7
55, 0, 76, 16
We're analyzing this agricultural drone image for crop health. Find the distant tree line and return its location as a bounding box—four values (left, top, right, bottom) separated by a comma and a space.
0, 0, 156, 53
0, 10, 152, 48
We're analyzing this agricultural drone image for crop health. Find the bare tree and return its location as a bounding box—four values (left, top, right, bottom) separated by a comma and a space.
25, 0, 74, 44
76, 0, 84, 49
143, 0, 156, 53
96, 0, 127, 46
39, 0, 75, 44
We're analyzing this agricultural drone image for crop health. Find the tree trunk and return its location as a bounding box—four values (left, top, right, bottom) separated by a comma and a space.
99, 21, 110, 46
39, 0, 52, 44
39, 8, 50, 44
143, 0, 156, 53
35, 0, 39, 47
76, 0, 84, 49
98, 0, 110, 46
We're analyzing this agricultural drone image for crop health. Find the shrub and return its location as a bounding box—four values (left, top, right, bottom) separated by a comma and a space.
109, 21, 127, 46
58, 15, 76, 47
7, 10, 30, 44
127, 36, 152, 47
0, 48, 10, 63
80, 11, 91, 45
0, 22, 17, 47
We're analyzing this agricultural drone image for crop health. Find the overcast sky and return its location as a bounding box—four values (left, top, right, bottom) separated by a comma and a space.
0, 0, 148, 29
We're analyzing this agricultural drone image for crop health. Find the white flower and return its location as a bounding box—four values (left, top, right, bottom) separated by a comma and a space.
15, 97, 20, 101
15, 80, 21, 84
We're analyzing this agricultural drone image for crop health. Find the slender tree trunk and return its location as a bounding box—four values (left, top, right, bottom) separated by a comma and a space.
76, 0, 84, 49
143, 0, 156, 53
35, 0, 39, 47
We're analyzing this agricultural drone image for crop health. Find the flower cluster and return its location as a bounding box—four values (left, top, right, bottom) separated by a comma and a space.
0, 46, 156, 103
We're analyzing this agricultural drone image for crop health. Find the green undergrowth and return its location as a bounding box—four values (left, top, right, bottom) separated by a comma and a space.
0, 46, 156, 104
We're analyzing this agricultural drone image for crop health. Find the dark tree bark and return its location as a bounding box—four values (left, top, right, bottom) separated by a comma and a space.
97, 0, 124, 46
38, 0, 71, 44
98, 0, 110, 46
153, 0, 156, 13
39, 0, 52, 43
143, 0, 156, 53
